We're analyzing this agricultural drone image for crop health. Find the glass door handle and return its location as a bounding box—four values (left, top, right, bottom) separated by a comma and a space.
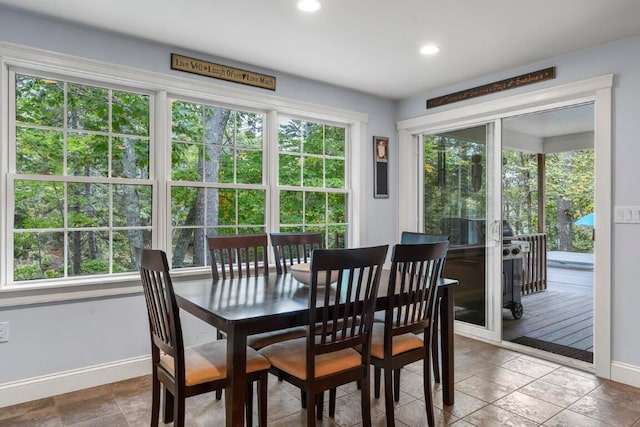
489, 220, 501, 243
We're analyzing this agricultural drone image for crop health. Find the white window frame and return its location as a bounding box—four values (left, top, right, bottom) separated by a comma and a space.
0, 41, 367, 306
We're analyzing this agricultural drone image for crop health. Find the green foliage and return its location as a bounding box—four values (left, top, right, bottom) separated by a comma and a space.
13, 74, 151, 281
423, 134, 486, 235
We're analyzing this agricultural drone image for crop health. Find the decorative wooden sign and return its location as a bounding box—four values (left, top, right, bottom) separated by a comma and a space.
426, 67, 555, 109
171, 53, 276, 91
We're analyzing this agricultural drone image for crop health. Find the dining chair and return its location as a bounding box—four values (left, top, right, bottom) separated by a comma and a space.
207, 233, 269, 280
136, 248, 270, 427
259, 245, 389, 427
368, 242, 448, 427
208, 233, 307, 351
399, 231, 449, 383
270, 231, 323, 274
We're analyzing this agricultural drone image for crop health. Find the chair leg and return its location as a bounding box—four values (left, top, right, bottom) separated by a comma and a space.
151, 375, 160, 427
393, 369, 401, 403
424, 349, 435, 427
258, 373, 268, 427
432, 309, 441, 383
316, 392, 323, 420
329, 388, 337, 418
174, 389, 186, 427
306, 390, 316, 427
162, 387, 174, 424
301, 390, 307, 408
360, 375, 372, 427
374, 366, 381, 398
215, 389, 223, 400
383, 367, 395, 427
246, 381, 254, 427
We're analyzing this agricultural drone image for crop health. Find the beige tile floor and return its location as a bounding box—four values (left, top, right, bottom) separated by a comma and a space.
2, 335, 640, 426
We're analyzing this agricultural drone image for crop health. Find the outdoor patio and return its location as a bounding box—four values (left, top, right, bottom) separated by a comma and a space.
503, 251, 594, 362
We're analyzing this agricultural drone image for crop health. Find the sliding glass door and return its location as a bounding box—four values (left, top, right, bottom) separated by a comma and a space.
422, 123, 502, 336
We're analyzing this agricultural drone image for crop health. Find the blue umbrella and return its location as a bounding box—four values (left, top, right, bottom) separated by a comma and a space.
575, 212, 595, 227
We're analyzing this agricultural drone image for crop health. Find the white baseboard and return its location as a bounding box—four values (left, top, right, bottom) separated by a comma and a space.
611, 360, 640, 388
0, 356, 151, 408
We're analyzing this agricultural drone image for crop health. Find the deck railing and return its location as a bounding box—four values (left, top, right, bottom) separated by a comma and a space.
514, 233, 547, 294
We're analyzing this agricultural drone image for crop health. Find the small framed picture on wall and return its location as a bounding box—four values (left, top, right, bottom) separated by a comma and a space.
373, 136, 389, 198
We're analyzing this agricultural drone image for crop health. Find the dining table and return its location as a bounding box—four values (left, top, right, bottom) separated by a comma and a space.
174, 270, 457, 427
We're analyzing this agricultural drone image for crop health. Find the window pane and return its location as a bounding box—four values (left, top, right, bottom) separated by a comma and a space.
67, 132, 109, 177
278, 119, 302, 153
172, 187, 198, 226
279, 154, 301, 186
68, 183, 109, 227
113, 184, 152, 227
112, 90, 149, 136
280, 191, 303, 224
303, 156, 323, 187
303, 122, 324, 155
325, 126, 345, 157
325, 158, 345, 188
236, 149, 262, 184
14, 180, 64, 228
216, 147, 234, 184
172, 101, 203, 142
327, 225, 347, 248
235, 112, 263, 149
172, 142, 202, 181
238, 190, 265, 224
328, 193, 347, 223
305, 192, 326, 224
112, 137, 149, 179
113, 229, 152, 272
217, 188, 236, 226
16, 127, 64, 175
14, 232, 65, 280
67, 83, 109, 132
15, 75, 64, 127
67, 230, 109, 276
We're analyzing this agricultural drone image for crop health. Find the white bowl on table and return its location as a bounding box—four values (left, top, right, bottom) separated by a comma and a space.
290, 262, 339, 287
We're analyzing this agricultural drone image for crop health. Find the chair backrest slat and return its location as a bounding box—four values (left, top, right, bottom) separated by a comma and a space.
270, 232, 324, 274
207, 234, 269, 280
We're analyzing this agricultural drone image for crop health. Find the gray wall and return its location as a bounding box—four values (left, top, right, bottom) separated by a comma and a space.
397, 34, 640, 369
0, 6, 397, 385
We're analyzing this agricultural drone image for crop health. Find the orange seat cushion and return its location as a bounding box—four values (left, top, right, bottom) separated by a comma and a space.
369, 322, 424, 359
259, 337, 362, 380
160, 340, 270, 386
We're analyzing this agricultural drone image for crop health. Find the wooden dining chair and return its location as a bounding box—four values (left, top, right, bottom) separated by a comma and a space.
136, 248, 270, 427
207, 233, 269, 280
399, 231, 449, 384
259, 245, 389, 427
369, 242, 448, 427
270, 231, 324, 274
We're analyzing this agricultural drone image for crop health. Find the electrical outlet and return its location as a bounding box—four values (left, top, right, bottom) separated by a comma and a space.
0, 322, 9, 343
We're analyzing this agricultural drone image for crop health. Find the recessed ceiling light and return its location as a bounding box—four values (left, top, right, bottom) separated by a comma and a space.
298, 0, 321, 12
420, 45, 440, 55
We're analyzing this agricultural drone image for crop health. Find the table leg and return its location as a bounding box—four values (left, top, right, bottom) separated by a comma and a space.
226, 326, 248, 427
440, 286, 454, 405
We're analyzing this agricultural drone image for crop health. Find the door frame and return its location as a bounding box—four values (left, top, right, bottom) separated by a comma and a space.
397, 74, 613, 378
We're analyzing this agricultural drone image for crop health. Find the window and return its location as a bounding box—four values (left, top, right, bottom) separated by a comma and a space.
10, 72, 152, 283
277, 118, 348, 248
3, 56, 359, 290
169, 99, 266, 269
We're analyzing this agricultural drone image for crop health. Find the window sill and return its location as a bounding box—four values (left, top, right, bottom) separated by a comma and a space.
0, 268, 212, 308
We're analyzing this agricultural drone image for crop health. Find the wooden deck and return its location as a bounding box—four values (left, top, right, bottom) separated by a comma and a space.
503, 264, 593, 361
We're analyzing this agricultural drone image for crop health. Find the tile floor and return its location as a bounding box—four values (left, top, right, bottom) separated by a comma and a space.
2, 335, 640, 426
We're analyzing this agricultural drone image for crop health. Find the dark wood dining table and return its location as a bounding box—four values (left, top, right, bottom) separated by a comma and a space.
174, 271, 457, 427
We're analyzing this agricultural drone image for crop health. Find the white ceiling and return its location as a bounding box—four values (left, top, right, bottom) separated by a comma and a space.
1, 0, 640, 100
